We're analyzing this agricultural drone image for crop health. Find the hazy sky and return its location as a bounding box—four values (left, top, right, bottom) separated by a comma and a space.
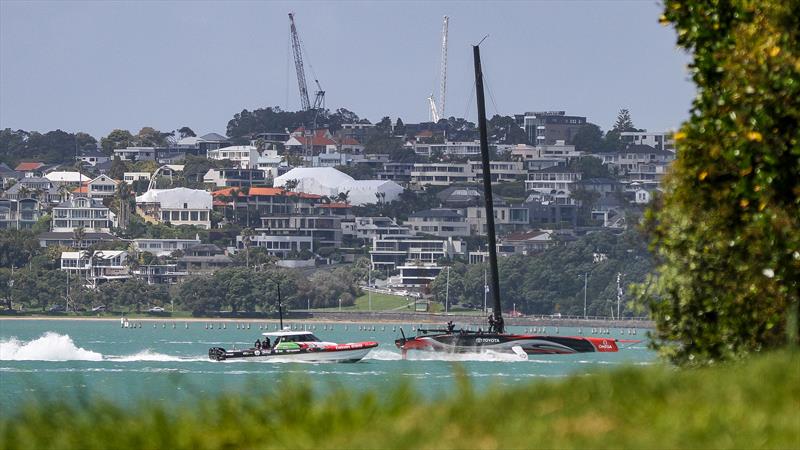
1, 1, 694, 139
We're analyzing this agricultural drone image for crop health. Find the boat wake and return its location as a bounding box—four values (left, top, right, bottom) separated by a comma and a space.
0, 332, 103, 361
0, 333, 206, 362
365, 348, 526, 362
106, 350, 207, 362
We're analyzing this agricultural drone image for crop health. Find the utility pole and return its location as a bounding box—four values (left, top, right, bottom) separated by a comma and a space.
617, 272, 623, 319
445, 265, 450, 314
368, 266, 372, 312
583, 272, 588, 320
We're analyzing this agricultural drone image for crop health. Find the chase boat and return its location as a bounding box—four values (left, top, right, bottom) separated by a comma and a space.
209, 328, 378, 363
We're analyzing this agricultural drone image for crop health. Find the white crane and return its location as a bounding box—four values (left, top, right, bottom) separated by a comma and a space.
428, 94, 440, 123
426, 16, 449, 123
438, 15, 449, 119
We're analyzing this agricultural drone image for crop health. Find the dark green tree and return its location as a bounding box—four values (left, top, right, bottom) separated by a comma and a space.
100, 129, 134, 154
639, 0, 800, 365
573, 123, 606, 153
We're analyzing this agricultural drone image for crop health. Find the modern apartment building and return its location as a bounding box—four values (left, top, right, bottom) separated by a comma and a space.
404, 209, 470, 237
369, 236, 465, 272
523, 111, 586, 145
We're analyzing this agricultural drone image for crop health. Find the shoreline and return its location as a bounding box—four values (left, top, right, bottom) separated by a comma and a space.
0, 314, 653, 328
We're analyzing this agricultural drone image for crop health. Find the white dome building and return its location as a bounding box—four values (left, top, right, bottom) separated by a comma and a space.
274, 167, 403, 206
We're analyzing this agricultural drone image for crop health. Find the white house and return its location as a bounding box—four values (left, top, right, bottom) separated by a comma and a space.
123, 172, 151, 185
132, 237, 202, 257
51, 197, 115, 232
45, 171, 89, 187
135, 188, 212, 229
60, 250, 130, 287
207, 145, 259, 169
86, 175, 119, 199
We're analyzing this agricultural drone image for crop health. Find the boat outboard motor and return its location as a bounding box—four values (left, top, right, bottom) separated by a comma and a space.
208, 347, 227, 361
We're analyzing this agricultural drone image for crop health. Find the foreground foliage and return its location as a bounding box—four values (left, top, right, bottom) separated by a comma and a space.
643, 0, 800, 364
2, 351, 797, 449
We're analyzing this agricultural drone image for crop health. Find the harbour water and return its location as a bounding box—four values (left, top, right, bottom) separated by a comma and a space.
0, 319, 655, 409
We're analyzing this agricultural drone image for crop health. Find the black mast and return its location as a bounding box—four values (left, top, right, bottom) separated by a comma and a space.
276, 281, 284, 329
473, 43, 504, 333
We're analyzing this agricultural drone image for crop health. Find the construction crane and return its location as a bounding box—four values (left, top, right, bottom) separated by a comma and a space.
427, 16, 449, 123
289, 12, 312, 111
428, 94, 440, 123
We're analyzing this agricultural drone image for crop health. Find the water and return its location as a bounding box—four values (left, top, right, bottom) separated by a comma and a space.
0, 319, 655, 409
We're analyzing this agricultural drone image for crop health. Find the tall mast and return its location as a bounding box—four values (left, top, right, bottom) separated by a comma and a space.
473, 43, 503, 333
439, 16, 449, 119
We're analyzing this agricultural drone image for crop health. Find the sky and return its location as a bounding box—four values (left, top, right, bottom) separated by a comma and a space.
0, 1, 695, 140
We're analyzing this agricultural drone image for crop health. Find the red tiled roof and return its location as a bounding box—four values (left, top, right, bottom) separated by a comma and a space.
415, 130, 434, 138
72, 186, 89, 193
211, 187, 246, 197
293, 135, 336, 147
338, 137, 361, 146
248, 187, 286, 196
15, 162, 44, 171
212, 200, 228, 207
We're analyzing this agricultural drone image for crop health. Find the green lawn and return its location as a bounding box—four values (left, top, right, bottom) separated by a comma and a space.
313, 292, 413, 312
2, 350, 798, 449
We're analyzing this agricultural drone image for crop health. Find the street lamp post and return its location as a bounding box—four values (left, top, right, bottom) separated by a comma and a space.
445, 266, 450, 314
339, 298, 342, 312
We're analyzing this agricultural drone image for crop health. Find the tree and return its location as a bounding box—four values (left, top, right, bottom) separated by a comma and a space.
573, 123, 606, 153
569, 156, 612, 179
283, 179, 299, 192
73, 227, 86, 249
375, 116, 392, 135
639, 0, 800, 365
612, 109, 636, 133
178, 127, 196, 139
100, 129, 134, 154
107, 155, 128, 181
394, 118, 406, 137
488, 115, 527, 145
135, 127, 170, 147
241, 227, 255, 268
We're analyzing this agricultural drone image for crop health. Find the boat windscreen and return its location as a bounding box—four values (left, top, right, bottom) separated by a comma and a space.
279, 334, 320, 343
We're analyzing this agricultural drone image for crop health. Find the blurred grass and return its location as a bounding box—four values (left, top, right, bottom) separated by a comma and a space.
1, 350, 798, 449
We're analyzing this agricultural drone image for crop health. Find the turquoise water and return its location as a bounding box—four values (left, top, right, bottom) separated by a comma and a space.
0, 319, 655, 410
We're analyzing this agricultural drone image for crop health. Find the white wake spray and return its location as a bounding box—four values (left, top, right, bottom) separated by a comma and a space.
0, 332, 103, 361
364, 348, 526, 362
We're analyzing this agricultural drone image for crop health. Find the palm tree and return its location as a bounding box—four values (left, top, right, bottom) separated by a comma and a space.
73, 226, 86, 249
241, 227, 255, 269
18, 186, 30, 200
57, 184, 72, 203
115, 182, 132, 231
336, 190, 350, 205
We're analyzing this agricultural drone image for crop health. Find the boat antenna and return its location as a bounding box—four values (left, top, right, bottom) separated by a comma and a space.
275, 280, 284, 329
473, 42, 504, 334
